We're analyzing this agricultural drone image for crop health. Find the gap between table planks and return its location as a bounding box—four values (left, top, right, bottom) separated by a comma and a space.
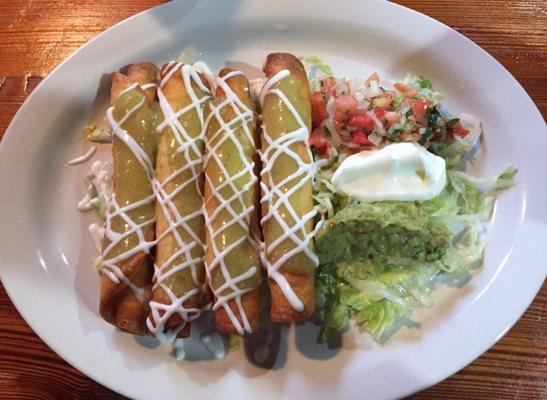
0, 0, 545, 399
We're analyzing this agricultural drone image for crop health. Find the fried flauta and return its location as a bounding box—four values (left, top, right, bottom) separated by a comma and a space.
260, 53, 319, 322
204, 69, 262, 335
99, 62, 159, 335
147, 62, 212, 337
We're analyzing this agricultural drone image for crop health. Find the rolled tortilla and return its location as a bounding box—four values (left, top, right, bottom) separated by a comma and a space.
260, 53, 318, 322
204, 68, 262, 335
99, 62, 159, 336
147, 62, 211, 337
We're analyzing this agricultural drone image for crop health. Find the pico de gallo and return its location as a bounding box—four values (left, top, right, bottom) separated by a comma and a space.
309, 72, 471, 161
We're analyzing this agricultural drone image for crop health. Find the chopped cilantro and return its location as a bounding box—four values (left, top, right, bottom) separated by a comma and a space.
304, 56, 333, 77
321, 123, 333, 137
427, 105, 441, 127
389, 128, 403, 141
417, 76, 432, 89
446, 118, 460, 129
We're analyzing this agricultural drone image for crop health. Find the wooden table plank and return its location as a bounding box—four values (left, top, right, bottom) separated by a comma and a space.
0, 1, 545, 399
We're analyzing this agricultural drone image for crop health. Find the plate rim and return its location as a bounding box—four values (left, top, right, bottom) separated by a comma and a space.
0, 1, 545, 399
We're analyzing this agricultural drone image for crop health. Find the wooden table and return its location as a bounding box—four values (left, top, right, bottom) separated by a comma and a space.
0, 1, 545, 398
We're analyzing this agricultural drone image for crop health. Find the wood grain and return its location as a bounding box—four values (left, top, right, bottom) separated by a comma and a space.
0, 1, 545, 399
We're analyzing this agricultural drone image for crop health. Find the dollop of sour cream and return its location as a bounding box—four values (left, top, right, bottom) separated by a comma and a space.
332, 142, 446, 202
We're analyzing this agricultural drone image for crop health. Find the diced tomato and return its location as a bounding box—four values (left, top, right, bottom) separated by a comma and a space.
394, 82, 408, 93
309, 127, 329, 149
365, 72, 380, 86
309, 127, 335, 158
311, 91, 329, 128
352, 130, 373, 146
321, 77, 338, 96
385, 111, 399, 124
451, 122, 470, 137
332, 110, 346, 127
373, 107, 386, 121
349, 108, 367, 116
348, 111, 374, 130
394, 83, 418, 98
335, 94, 358, 113
411, 98, 433, 118
317, 146, 332, 158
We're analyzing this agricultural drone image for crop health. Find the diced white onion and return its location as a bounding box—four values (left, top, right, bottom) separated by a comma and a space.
323, 120, 342, 147
347, 78, 358, 94
326, 97, 336, 120
354, 89, 367, 101
366, 80, 380, 98
368, 111, 386, 135
399, 106, 410, 115
460, 113, 480, 132
368, 132, 383, 146
358, 99, 370, 109
335, 82, 349, 96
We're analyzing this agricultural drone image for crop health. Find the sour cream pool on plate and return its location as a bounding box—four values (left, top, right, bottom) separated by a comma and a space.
331, 142, 446, 202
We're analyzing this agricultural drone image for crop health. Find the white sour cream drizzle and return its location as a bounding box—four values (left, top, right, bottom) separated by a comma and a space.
140, 83, 157, 91
78, 190, 93, 212
193, 61, 217, 92
89, 222, 105, 252
77, 159, 113, 212
146, 62, 212, 336
68, 145, 97, 165
203, 70, 260, 335
259, 69, 321, 312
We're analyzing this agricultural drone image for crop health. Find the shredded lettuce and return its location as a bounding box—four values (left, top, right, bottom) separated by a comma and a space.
435, 118, 482, 167
448, 166, 517, 220
227, 334, 241, 352
81, 161, 112, 221
403, 73, 431, 89
85, 124, 112, 143
91, 256, 103, 272
90, 193, 109, 221
313, 192, 335, 219
82, 175, 109, 221
317, 260, 435, 341
303, 55, 333, 92
402, 72, 444, 101
316, 201, 450, 342
304, 55, 334, 77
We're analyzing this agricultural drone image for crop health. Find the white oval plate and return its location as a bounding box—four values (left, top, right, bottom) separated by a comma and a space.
1, 1, 545, 399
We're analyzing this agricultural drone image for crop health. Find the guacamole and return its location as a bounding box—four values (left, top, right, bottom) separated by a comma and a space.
315, 202, 451, 266
314, 201, 453, 341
